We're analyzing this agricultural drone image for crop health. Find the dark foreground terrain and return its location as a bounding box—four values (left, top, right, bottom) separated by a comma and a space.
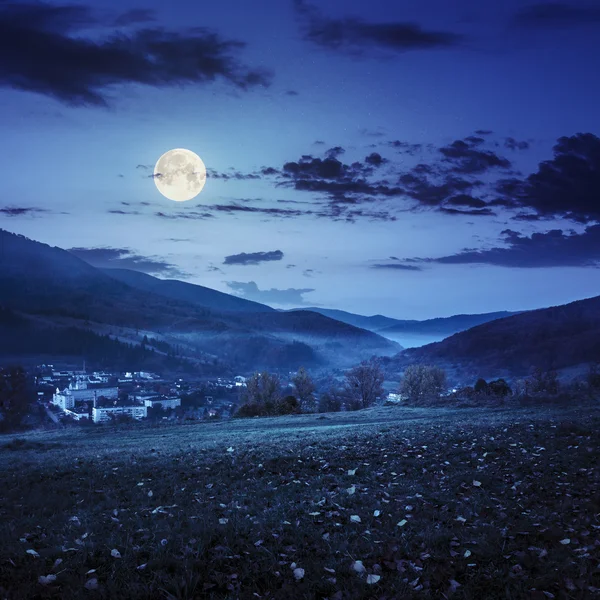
1, 404, 599, 599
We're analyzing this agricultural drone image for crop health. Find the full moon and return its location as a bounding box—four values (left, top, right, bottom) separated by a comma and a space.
154, 148, 207, 202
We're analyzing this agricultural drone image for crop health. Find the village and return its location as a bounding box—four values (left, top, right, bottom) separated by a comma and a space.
34, 364, 248, 424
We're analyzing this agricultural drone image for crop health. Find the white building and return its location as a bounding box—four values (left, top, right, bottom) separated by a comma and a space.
51, 388, 75, 410
92, 404, 147, 423
134, 371, 155, 380
386, 393, 406, 404
64, 407, 90, 421
144, 397, 181, 410
51, 386, 118, 410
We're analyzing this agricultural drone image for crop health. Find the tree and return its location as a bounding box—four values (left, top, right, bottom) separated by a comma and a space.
291, 367, 316, 412
488, 378, 512, 398
344, 361, 385, 410
529, 367, 559, 395
399, 365, 446, 405
318, 391, 342, 413
587, 363, 600, 394
240, 371, 282, 416
0, 366, 35, 431
474, 378, 489, 395
277, 395, 301, 415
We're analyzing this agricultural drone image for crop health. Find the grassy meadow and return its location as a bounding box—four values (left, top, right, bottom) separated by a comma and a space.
1, 404, 599, 599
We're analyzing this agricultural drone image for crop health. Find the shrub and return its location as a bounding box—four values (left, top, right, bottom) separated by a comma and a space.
399, 365, 446, 405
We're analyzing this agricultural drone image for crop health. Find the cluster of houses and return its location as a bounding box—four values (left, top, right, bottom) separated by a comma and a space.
48, 372, 181, 423
39, 365, 246, 424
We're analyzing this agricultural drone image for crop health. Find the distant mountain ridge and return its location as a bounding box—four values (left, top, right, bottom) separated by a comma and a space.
382, 294, 600, 381
294, 306, 518, 339
0, 229, 400, 372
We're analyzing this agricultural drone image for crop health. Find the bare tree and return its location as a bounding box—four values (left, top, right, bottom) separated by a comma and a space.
344, 361, 385, 410
241, 371, 281, 414
399, 364, 446, 404
291, 366, 316, 412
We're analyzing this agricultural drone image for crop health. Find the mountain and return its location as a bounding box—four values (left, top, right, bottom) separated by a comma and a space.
0, 229, 399, 372
102, 268, 274, 313
378, 311, 518, 336
288, 306, 518, 348
295, 307, 401, 331
382, 295, 600, 382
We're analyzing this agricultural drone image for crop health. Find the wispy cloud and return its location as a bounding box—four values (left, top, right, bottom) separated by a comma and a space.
0, 1, 271, 107
401, 225, 600, 269
226, 281, 315, 305
223, 250, 284, 266
294, 0, 465, 56
0, 206, 49, 217
68, 247, 189, 277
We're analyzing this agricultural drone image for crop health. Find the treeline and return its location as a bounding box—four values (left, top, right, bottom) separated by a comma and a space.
0, 366, 36, 431
0, 315, 196, 373
235, 360, 600, 419
235, 362, 386, 418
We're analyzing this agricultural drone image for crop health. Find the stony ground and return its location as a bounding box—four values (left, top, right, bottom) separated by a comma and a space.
0, 404, 599, 599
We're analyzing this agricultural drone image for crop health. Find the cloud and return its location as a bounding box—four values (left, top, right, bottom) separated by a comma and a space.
155, 211, 214, 220
207, 168, 261, 181
504, 137, 530, 151
294, 0, 464, 56
365, 152, 387, 166
513, 3, 600, 28
388, 140, 423, 155
261, 134, 513, 221
439, 138, 512, 174
370, 263, 422, 271
325, 146, 345, 159
0, 1, 271, 106
226, 281, 315, 305
0, 206, 48, 217
403, 225, 600, 268
359, 127, 386, 138
500, 133, 600, 221
68, 247, 188, 277
445, 194, 488, 208
209, 204, 307, 218
279, 152, 403, 201
223, 250, 284, 266
438, 207, 496, 216
303, 268, 321, 278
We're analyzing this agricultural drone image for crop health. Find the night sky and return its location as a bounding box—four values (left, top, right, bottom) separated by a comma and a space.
1, 0, 599, 319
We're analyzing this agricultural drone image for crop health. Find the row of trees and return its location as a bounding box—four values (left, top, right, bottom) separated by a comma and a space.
236, 361, 387, 417
236, 359, 600, 418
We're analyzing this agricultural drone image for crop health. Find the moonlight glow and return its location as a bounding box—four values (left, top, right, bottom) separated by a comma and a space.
154, 148, 207, 202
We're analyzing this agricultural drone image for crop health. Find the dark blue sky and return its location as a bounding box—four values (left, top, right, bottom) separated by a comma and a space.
1, 0, 599, 318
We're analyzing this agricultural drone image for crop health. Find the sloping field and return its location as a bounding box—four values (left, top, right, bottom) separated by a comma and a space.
1, 404, 599, 599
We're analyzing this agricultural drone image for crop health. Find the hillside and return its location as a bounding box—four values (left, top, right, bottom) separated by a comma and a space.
378, 311, 518, 336
0, 229, 398, 371
1, 404, 598, 599
383, 295, 600, 381
296, 307, 401, 331
294, 306, 517, 348
102, 268, 274, 313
